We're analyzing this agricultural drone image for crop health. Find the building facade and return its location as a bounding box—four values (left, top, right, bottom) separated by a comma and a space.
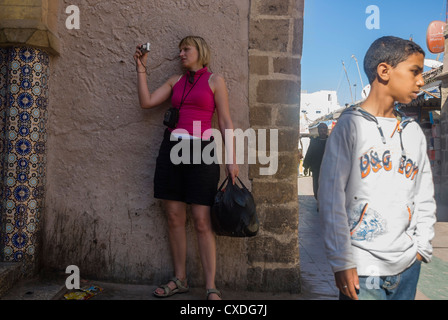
0, 0, 304, 293
300, 90, 341, 122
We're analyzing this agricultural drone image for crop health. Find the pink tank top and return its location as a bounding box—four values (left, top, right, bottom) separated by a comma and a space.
170, 67, 215, 139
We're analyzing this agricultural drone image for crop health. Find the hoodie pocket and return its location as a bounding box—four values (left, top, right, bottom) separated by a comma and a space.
349, 202, 387, 242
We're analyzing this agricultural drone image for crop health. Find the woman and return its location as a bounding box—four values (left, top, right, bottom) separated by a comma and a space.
133, 36, 239, 300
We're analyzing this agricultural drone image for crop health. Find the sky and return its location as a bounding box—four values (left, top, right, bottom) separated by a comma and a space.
301, 0, 447, 106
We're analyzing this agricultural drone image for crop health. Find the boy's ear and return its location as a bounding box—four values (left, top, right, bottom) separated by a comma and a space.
376, 62, 391, 82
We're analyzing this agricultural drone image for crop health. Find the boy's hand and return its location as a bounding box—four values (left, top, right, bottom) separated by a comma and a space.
335, 268, 360, 300
416, 252, 424, 261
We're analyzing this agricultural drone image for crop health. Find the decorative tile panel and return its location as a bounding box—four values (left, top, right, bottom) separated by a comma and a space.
0, 47, 9, 261
0, 47, 49, 269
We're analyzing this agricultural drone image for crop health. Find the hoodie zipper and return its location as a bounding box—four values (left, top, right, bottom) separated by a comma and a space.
407, 206, 412, 221
350, 203, 369, 236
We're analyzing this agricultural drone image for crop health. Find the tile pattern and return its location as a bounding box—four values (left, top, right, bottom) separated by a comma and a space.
0, 47, 49, 267
0, 48, 9, 261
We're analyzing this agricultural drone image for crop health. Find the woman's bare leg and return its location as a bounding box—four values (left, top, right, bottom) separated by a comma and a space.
154, 200, 188, 295
191, 204, 220, 300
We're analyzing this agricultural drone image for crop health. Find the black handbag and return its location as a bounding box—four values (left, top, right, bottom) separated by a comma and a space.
211, 176, 259, 237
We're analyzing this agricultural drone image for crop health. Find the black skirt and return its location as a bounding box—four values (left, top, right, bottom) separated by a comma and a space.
154, 129, 220, 206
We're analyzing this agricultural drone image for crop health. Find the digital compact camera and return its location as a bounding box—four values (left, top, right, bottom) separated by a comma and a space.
140, 42, 151, 54
163, 107, 179, 129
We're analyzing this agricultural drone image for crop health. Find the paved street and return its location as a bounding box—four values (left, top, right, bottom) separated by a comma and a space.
298, 176, 338, 299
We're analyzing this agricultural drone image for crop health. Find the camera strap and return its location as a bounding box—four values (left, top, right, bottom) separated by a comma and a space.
178, 71, 204, 110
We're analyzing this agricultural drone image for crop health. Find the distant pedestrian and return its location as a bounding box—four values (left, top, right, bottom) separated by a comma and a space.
318, 36, 436, 300
298, 138, 304, 176
303, 123, 328, 200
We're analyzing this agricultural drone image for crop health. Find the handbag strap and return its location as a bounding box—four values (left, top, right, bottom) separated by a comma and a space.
218, 176, 248, 191
236, 177, 248, 190
217, 176, 229, 191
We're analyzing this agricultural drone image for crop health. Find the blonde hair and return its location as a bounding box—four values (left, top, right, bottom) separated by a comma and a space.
179, 36, 211, 67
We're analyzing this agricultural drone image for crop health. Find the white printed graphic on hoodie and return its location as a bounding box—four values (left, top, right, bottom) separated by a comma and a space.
318, 106, 436, 277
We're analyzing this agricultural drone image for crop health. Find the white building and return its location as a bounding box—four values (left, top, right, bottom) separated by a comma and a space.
300, 90, 341, 123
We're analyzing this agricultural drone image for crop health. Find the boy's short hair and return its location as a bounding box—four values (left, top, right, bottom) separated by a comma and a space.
179, 36, 211, 68
363, 36, 425, 84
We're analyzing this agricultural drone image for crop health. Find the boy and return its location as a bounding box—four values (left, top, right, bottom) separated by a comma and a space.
318, 36, 437, 300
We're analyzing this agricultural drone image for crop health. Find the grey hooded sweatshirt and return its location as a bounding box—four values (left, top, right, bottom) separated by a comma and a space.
318, 106, 436, 277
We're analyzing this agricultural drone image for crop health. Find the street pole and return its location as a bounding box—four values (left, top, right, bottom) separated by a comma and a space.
352, 55, 365, 98
342, 60, 354, 104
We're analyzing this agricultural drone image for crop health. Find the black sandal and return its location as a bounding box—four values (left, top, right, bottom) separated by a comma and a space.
153, 277, 189, 298
206, 288, 222, 300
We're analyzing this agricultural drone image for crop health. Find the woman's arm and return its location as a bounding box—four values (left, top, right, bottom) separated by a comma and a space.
211, 74, 239, 183
134, 45, 178, 109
